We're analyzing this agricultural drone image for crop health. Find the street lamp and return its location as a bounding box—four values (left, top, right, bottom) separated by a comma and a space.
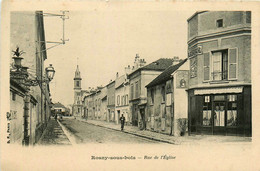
45, 64, 55, 81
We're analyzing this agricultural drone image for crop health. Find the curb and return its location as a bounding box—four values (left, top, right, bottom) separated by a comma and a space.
77, 119, 176, 145
57, 120, 78, 146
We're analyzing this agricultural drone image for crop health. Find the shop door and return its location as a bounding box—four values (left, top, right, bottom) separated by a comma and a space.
213, 101, 226, 135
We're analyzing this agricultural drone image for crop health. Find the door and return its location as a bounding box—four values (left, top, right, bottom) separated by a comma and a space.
213, 101, 226, 135
140, 108, 146, 130
117, 110, 120, 124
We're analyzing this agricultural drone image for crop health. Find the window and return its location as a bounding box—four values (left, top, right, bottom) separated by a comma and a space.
161, 86, 165, 102
76, 81, 80, 87
204, 49, 237, 81
151, 89, 154, 104
130, 84, 134, 100
121, 95, 124, 106
203, 96, 212, 126
117, 95, 120, 106
227, 95, 238, 127
216, 19, 223, 27
135, 81, 139, 99
212, 50, 228, 81
12, 92, 16, 101
125, 95, 128, 105
78, 108, 80, 113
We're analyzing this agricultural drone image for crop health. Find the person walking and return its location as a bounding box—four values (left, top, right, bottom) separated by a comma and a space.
120, 114, 126, 131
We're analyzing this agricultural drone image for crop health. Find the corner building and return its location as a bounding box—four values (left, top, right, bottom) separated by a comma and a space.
187, 11, 251, 136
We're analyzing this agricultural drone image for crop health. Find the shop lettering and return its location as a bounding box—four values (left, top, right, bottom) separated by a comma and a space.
188, 45, 202, 57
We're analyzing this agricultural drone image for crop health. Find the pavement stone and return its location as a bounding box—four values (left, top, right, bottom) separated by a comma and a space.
37, 118, 71, 146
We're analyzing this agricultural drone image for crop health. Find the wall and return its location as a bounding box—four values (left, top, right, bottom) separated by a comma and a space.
10, 11, 49, 145
9, 89, 25, 144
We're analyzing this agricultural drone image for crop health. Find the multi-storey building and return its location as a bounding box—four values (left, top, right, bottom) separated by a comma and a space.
187, 11, 251, 136
9, 11, 52, 145
146, 58, 188, 136
115, 72, 130, 125
107, 80, 115, 122
128, 55, 177, 128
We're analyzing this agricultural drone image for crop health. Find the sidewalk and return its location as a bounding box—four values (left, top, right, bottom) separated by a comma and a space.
77, 118, 252, 145
37, 118, 71, 146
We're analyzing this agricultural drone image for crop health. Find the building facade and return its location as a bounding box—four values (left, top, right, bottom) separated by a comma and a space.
128, 56, 176, 128
9, 11, 52, 145
107, 81, 115, 122
187, 11, 251, 136
115, 73, 130, 125
146, 59, 189, 136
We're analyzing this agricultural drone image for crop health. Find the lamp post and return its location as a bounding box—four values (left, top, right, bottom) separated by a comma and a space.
10, 47, 55, 146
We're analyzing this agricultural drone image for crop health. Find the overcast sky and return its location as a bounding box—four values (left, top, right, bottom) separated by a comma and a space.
43, 10, 195, 107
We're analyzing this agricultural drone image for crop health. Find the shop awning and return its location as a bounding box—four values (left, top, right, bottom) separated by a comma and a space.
194, 87, 243, 95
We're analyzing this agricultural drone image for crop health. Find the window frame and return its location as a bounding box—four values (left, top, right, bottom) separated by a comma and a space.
210, 49, 229, 81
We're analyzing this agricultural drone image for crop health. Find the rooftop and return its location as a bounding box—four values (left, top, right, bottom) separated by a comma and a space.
128, 58, 177, 77
146, 58, 188, 88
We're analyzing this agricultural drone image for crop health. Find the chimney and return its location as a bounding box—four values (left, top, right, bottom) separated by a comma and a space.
172, 56, 180, 65
125, 65, 131, 75
116, 72, 119, 78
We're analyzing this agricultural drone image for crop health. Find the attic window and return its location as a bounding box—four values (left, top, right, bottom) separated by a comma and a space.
153, 62, 159, 65
216, 19, 223, 28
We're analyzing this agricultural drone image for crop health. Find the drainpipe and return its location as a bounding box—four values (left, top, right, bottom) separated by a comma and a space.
22, 91, 30, 146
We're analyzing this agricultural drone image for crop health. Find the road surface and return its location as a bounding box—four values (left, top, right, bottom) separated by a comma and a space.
60, 119, 160, 144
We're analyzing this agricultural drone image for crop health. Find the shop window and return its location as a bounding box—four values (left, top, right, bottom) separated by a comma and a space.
214, 102, 225, 127
203, 96, 212, 126
216, 19, 223, 28
227, 95, 238, 126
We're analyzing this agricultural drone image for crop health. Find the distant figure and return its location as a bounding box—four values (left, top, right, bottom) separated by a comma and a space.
54, 114, 57, 120
120, 114, 126, 131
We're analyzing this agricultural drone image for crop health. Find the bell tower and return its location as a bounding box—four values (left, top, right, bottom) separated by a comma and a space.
73, 65, 82, 117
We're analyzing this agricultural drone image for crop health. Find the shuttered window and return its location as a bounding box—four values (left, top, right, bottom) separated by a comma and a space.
228, 48, 238, 80
204, 52, 210, 81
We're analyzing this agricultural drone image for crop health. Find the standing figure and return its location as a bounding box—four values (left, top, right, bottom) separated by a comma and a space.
120, 114, 126, 131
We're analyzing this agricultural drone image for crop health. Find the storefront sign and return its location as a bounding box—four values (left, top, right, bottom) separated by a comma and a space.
176, 71, 189, 89
188, 45, 202, 58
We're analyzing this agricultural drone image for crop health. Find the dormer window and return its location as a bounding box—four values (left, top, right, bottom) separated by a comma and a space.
216, 19, 223, 28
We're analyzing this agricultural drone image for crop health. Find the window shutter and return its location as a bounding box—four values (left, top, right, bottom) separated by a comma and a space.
228, 48, 238, 80
203, 52, 210, 81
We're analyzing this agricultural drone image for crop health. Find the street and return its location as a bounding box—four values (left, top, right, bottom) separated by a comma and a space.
60, 119, 160, 144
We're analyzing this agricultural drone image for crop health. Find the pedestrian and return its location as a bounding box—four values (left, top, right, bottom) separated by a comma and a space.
120, 114, 126, 131
54, 114, 57, 120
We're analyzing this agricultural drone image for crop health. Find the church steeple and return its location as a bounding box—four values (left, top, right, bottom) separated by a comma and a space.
75, 65, 81, 79
74, 65, 82, 89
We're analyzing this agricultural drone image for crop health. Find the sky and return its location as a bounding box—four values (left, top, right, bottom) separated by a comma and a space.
43, 10, 195, 107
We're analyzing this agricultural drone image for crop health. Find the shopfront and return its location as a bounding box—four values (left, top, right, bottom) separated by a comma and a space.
188, 86, 251, 136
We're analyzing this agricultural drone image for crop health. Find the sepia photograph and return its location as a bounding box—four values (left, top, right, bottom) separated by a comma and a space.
1, 1, 260, 171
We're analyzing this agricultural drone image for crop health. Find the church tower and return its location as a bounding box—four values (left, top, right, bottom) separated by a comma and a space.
73, 65, 82, 117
